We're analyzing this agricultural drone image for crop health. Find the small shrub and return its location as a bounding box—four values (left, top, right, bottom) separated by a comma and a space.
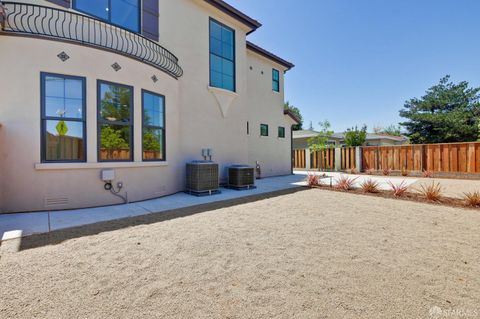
306, 173, 320, 187
360, 179, 380, 193
335, 175, 358, 191
463, 191, 480, 207
422, 170, 434, 178
382, 167, 392, 176
419, 182, 443, 202
388, 181, 409, 197
401, 167, 409, 177
365, 168, 374, 175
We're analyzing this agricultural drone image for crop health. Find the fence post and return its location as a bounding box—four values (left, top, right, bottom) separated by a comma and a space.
305, 148, 311, 170
355, 146, 362, 172
334, 147, 341, 172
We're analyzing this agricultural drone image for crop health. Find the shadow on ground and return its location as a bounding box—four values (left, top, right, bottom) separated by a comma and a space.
16, 187, 306, 252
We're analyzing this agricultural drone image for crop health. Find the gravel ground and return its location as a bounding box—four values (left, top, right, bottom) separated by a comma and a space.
1, 189, 479, 319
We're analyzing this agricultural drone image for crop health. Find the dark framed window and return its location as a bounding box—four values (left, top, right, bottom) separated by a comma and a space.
142, 90, 165, 161
247, 121, 249, 135
272, 69, 280, 92
209, 18, 235, 92
97, 80, 134, 162
278, 126, 285, 138
73, 0, 141, 33
260, 124, 269, 137
41, 73, 86, 163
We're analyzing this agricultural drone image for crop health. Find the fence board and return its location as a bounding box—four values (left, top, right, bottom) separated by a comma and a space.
361, 142, 480, 175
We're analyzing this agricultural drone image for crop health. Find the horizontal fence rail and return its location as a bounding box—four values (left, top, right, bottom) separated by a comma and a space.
362, 142, 480, 174
0, 1, 183, 78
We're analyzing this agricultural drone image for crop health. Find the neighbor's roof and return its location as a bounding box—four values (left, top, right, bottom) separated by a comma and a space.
284, 110, 301, 125
203, 0, 261, 33
331, 132, 408, 141
247, 41, 295, 71
293, 130, 319, 139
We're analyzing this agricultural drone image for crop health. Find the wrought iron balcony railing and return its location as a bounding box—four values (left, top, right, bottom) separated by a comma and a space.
0, 1, 183, 78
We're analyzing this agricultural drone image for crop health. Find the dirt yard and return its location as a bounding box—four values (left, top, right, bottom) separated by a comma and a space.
1, 189, 479, 318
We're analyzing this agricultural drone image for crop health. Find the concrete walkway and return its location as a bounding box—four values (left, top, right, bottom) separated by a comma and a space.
0, 174, 305, 241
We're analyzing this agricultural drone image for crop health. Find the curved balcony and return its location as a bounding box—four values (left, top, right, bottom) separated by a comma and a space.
0, 1, 183, 78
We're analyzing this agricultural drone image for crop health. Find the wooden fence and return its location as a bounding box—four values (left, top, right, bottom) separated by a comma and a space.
311, 148, 335, 170
293, 149, 306, 169
362, 142, 480, 173
340, 147, 356, 170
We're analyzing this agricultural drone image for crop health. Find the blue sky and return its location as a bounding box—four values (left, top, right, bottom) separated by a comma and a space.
228, 0, 480, 132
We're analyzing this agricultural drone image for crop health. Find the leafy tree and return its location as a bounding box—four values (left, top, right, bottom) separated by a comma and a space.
382, 124, 402, 136
308, 120, 334, 152
284, 101, 303, 131
400, 75, 480, 144
344, 125, 367, 147
100, 126, 128, 150
143, 129, 161, 151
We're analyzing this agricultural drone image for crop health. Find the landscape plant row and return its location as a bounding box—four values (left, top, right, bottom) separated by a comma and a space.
305, 172, 480, 208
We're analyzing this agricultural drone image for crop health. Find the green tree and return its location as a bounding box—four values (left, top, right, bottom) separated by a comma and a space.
400, 75, 480, 144
382, 124, 402, 136
100, 126, 128, 150
344, 125, 367, 147
284, 101, 303, 131
308, 120, 334, 152
143, 129, 161, 151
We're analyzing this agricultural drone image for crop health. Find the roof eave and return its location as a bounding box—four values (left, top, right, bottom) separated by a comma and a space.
247, 41, 295, 71
284, 110, 301, 125
203, 0, 262, 33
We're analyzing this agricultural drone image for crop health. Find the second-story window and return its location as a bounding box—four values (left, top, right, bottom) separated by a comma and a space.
74, 0, 140, 33
272, 69, 280, 92
209, 18, 235, 92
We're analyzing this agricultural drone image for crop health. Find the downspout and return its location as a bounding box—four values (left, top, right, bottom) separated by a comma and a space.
290, 125, 294, 174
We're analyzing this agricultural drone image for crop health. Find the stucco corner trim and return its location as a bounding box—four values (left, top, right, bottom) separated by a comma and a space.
34, 162, 169, 170
208, 86, 239, 118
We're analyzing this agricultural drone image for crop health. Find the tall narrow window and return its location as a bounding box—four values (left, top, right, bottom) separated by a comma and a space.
209, 18, 235, 92
278, 126, 286, 138
98, 81, 134, 162
41, 73, 86, 163
272, 69, 280, 92
260, 124, 269, 137
142, 90, 165, 161
74, 0, 140, 33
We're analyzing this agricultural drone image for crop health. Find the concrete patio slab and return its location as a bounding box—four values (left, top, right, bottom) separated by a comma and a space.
0, 174, 305, 242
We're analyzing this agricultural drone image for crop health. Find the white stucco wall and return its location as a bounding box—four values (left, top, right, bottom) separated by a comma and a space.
0, 36, 181, 212
246, 51, 293, 177
0, 0, 294, 212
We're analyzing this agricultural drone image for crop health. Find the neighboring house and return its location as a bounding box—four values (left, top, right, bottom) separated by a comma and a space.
330, 133, 409, 146
293, 130, 408, 150
0, 0, 298, 213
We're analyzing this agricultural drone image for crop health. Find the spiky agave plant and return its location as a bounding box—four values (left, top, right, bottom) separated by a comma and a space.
388, 181, 409, 197
335, 175, 358, 191
463, 191, 480, 207
360, 179, 380, 193
419, 182, 443, 202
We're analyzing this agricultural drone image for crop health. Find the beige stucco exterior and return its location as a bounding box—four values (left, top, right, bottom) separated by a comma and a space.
0, 0, 295, 213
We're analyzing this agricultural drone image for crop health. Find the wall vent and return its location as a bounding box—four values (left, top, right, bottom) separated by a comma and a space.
44, 197, 69, 207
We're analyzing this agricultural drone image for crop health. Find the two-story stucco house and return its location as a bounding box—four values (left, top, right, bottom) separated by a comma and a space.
0, 0, 297, 213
